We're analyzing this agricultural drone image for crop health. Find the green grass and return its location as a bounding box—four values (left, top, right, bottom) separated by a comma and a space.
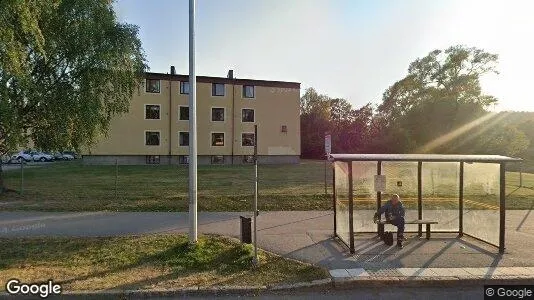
0, 159, 533, 211
0, 235, 328, 291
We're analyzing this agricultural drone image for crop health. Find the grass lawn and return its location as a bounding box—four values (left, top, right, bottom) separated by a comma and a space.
0, 235, 328, 291
0, 159, 532, 211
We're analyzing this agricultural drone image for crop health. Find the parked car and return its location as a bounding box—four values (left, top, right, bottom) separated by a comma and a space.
59, 152, 74, 160
30, 151, 54, 162
62, 151, 79, 159
53, 152, 65, 160
1, 155, 11, 164
11, 150, 33, 163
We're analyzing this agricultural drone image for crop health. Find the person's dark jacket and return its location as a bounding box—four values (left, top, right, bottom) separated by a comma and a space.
376, 200, 405, 221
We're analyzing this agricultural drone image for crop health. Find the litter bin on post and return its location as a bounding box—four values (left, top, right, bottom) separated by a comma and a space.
240, 216, 252, 244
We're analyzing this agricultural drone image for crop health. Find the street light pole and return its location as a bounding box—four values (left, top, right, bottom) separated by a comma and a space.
188, 0, 198, 244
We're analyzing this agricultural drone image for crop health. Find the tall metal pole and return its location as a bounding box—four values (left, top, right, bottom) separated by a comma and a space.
188, 0, 198, 244
253, 125, 258, 266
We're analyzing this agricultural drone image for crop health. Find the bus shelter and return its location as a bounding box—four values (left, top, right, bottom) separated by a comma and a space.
330, 154, 521, 254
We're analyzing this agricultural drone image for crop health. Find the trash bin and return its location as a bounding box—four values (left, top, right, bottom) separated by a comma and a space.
240, 216, 252, 244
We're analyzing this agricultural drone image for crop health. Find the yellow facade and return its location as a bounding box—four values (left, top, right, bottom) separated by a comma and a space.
84, 72, 301, 164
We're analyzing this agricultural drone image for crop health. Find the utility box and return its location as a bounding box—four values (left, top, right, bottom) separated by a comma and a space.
240, 216, 252, 244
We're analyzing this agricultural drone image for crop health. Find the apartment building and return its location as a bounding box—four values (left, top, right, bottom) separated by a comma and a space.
82, 67, 301, 165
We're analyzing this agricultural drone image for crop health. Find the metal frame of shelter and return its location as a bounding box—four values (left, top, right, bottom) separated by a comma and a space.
329, 154, 522, 254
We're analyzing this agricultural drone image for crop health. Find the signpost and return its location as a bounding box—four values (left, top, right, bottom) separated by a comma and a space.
253, 125, 258, 266
324, 133, 331, 195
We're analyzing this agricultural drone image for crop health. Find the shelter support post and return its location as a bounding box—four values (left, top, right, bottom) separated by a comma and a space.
459, 162, 464, 237
333, 162, 336, 237
499, 163, 506, 254
417, 162, 422, 237
348, 162, 355, 254
377, 161, 382, 234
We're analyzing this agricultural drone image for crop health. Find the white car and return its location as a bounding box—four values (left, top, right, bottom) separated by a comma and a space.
11, 151, 33, 163
30, 151, 54, 162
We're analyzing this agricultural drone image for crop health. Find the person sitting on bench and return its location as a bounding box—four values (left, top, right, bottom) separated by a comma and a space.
374, 194, 405, 248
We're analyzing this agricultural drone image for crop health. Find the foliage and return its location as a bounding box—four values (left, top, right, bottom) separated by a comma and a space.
300, 45, 531, 159
0, 0, 146, 154
0, 0, 147, 191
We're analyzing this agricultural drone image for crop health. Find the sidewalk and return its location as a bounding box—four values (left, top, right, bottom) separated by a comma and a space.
1, 210, 534, 287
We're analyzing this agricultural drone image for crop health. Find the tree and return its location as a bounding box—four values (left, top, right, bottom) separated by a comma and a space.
0, 0, 147, 192
300, 87, 374, 157
375, 45, 500, 153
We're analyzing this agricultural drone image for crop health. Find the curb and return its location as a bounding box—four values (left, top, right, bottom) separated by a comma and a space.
2, 276, 534, 298
0, 279, 333, 298
332, 276, 534, 288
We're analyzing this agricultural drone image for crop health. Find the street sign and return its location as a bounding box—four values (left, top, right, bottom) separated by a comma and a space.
325, 134, 331, 155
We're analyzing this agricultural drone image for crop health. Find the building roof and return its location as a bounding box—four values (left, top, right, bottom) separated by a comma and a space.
144, 72, 300, 89
328, 153, 522, 163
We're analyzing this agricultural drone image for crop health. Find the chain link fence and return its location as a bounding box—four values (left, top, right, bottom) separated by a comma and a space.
0, 159, 334, 212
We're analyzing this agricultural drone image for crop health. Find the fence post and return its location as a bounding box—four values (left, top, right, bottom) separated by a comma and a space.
20, 159, 24, 195
519, 162, 523, 188
115, 159, 118, 199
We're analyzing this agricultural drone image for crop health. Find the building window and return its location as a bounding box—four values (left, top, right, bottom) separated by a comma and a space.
211, 107, 225, 122
146, 155, 160, 164
145, 131, 160, 146
243, 85, 255, 98
211, 132, 224, 146
179, 106, 189, 120
242, 109, 255, 122
146, 79, 160, 93
179, 155, 189, 164
180, 81, 189, 94
211, 155, 225, 164
212, 83, 225, 96
243, 155, 255, 164
179, 132, 189, 146
145, 104, 161, 120
281, 125, 287, 133
242, 133, 255, 147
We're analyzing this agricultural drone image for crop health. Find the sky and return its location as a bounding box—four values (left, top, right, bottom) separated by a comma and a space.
114, 0, 534, 112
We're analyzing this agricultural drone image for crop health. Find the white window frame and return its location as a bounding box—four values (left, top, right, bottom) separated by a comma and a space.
180, 81, 190, 94
144, 104, 161, 120
144, 130, 161, 146
241, 132, 255, 147
241, 108, 255, 123
145, 79, 161, 94
178, 105, 189, 121
211, 83, 226, 97
242, 85, 255, 99
210, 107, 226, 123
178, 131, 189, 147
210, 132, 225, 147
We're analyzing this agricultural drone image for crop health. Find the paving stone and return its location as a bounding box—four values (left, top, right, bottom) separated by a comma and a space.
463, 267, 496, 277
397, 268, 437, 277
329, 269, 351, 278
428, 268, 471, 277
347, 268, 369, 277
495, 267, 525, 276
507, 267, 533, 276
